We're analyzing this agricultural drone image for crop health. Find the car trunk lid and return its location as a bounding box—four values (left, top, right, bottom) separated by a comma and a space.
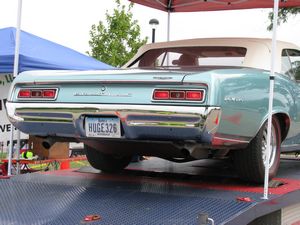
24, 69, 188, 85
14, 69, 201, 105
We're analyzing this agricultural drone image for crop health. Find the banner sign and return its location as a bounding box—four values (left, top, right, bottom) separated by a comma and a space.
0, 74, 28, 152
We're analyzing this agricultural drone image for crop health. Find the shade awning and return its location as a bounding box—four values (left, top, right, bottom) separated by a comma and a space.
0, 27, 114, 73
129, 0, 300, 12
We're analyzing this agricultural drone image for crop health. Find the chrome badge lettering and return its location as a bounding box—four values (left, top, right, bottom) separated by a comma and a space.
74, 91, 132, 97
224, 96, 243, 102
74, 92, 132, 97
153, 76, 173, 80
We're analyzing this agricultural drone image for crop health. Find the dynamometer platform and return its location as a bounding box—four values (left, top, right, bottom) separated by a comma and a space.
0, 157, 300, 225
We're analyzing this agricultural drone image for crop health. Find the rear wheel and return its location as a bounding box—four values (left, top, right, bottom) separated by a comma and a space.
233, 117, 281, 183
85, 145, 132, 173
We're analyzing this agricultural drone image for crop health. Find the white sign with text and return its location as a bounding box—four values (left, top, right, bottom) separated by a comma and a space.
0, 74, 28, 152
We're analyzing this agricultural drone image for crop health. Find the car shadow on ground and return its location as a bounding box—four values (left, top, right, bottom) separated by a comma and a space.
77, 156, 300, 188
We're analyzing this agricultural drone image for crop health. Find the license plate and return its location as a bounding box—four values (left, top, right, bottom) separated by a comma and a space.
85, 117, 121, 138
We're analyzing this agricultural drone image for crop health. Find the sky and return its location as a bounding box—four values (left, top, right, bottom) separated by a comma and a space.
0, 0, 300, 55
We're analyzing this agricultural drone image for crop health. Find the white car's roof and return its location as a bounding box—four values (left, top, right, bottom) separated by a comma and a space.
124, 37, 300, 72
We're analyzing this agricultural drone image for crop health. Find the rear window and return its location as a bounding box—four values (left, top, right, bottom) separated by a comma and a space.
129, 46, 247, 69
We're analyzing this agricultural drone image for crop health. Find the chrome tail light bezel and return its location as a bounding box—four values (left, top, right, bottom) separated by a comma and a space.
17, 88, 59, 100
152, 88, 206, 103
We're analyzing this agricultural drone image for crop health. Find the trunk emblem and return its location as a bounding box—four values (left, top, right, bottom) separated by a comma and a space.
100, 85, 106, 92
153, 76, 173, 80
73, 89, 132, 97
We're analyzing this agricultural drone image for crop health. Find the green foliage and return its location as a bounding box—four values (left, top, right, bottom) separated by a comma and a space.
88, 0, 148, 67
268, 7, 300, 31
292, 61, 300, 80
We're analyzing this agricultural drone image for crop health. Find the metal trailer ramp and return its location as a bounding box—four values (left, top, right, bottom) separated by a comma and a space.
0, 158, 300, 225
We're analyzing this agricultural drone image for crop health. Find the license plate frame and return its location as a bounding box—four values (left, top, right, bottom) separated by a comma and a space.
85, 117, 121, 138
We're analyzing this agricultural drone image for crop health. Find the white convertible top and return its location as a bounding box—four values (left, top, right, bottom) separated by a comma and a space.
124, 37, 300, 72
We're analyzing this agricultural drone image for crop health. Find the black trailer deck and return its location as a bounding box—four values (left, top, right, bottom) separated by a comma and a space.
0, 157, 300, 225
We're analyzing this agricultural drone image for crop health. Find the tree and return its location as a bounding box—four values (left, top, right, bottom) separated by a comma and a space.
268, 8, 300, 30
88, 0, 148, 67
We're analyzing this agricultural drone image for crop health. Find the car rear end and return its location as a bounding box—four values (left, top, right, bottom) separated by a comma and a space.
6, 69, 221, 147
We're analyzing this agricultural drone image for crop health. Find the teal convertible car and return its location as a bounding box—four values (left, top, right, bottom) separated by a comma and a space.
6, 38, 300, 182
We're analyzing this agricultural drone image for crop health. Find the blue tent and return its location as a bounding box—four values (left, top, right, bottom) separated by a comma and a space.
0, 27, 113, 73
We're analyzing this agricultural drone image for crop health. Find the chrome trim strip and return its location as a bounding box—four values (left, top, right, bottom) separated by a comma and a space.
213, 136, 250, 144
126, 121, 198, 128
16, 80, 183, 85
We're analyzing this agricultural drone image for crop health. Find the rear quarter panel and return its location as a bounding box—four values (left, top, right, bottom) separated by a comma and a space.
184, 68, 300, 142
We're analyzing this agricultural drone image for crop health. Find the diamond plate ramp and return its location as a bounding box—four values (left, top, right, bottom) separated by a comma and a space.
0, 172, 258, 225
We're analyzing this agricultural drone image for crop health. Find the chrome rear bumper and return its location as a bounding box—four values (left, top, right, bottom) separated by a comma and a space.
6, 102, 220, 142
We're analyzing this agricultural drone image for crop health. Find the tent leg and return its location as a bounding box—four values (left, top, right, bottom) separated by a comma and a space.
16, 130, 21, 174
7, 128, 14, 176
8, 0, 23, 175
263, 0, 279, 200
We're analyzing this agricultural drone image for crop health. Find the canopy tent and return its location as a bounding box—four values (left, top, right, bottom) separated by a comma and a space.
129, 0, 300, 199
0, 27, 113, 73
130, 0, 300, 41
129, 0, 300, 12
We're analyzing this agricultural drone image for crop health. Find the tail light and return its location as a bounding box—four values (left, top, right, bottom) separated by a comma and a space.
18, 88, 57, 100
186, 91, 203, 101
42, 89, 56, 98
153, 89, 205, 102
153, 90, 170, 100
18, 89, 31, 98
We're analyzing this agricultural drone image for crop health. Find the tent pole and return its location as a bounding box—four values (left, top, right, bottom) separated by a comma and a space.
8, 0, 23, 176
167, 10, 170, 41
13, 0, 22, 76
263, 0, 279, 200
14, 0, 23, 175
166, 10, 171, 66
7, 128, 14, 176
15, 129, 21, 174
